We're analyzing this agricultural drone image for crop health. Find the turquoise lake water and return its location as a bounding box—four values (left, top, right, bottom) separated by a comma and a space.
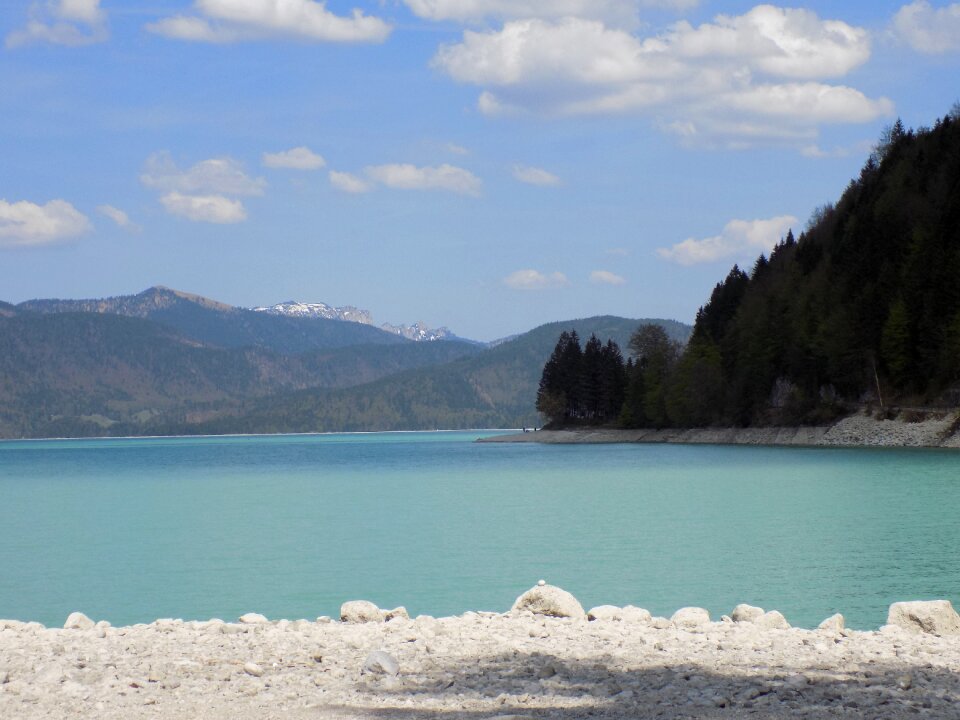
1, 431, 959, 630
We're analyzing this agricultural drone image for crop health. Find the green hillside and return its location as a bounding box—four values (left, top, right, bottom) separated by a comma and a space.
189, 316, 689, 433
0, 310, 480, 438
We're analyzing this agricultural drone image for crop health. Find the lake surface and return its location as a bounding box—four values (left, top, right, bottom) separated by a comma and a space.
1, 431, 959, 630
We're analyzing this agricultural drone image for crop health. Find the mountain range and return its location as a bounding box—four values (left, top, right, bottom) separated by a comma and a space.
0, 287, 688, 438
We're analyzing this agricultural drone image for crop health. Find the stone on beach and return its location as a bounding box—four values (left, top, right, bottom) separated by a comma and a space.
63, 612, 95, 630
887, 600, 960, 635
731, 604, 764, 623
242, 662, 264, 677
671, 607, 710, 628
818, 613, 845, 632
362, 650, 399, 676
587, 604, 652, 623
511, 583, 585, 619
238, 613, 268, 624
340, 600, 382, 623
754, 610, 791, 630
383, 606, 409, 621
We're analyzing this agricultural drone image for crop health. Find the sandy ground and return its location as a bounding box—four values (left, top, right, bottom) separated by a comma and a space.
3, 589, 960, 720
482, 412, 960, 449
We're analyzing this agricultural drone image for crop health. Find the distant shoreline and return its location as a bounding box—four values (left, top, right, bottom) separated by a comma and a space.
480, 412, 960, 449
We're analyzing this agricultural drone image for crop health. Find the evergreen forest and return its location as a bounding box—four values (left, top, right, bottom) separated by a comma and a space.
537, 107, 960, 429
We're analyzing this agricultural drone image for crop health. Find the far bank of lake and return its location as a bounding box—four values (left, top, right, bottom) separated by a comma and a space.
481, 412, 960, 449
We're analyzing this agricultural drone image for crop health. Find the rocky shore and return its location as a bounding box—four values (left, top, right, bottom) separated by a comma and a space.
3, 584, 960, 719
481, 411, 960, 448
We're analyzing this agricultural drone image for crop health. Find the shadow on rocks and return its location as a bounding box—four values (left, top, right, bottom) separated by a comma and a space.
340, 650, 958, 720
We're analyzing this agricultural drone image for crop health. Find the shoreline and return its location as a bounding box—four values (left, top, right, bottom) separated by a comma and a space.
479, 412, 960, 449
3, 586, 959, 719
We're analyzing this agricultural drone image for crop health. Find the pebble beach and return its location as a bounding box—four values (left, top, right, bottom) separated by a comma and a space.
3, 584, 960, 720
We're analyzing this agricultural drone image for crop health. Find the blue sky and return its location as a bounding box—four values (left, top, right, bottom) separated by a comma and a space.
1, 1, 958, 340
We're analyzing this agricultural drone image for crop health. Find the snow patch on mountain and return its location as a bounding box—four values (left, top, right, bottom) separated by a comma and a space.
252, 301, 463, 342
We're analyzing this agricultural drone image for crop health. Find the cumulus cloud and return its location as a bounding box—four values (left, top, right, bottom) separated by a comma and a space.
328, 170, 371, 193
365, 163, 482, 196
262, 146, 326, 170
0, 199, 91, 247
657, 215, 798, 265
96, 204, 140, 231
141, 152, 266, 196
433, 6, 891, 145
892, 1, 960, 54
160, 192, 247, 224
6, 0, 107, 48
513, 165, 561, 186
502, 269, 569, 290
590, 270, 626, 285
147, 0, 391, 44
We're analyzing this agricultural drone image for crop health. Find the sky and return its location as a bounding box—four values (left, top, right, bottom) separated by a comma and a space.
1, 1, 959, 341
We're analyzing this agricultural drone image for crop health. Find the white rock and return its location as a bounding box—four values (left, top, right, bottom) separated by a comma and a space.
238, 613, 268, 624
511, 583, 585, 619
731, 604, 764, 623
63, 612, 95, 630
384, 606, 409, 621
671, 607, 710, 628
818, 613, 844, 633
754, 611, 790, 630
243, 662, 264, 677
887, 600, 960, 635
587, 605, 622, 621
622, 605, 652, 623
340, 600, 382, 623
362, 650, 399, 677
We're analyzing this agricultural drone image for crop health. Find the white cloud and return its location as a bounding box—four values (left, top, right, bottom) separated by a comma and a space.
262, 146, 326, 170
513, 165, 561, 186
0, 199, 91, 247
6, 0, 107, 48
445, 142, 470, 155
160, 192, 247, 224
141, 152, 266, 196
892, 1, 960, 54
590, 270, 626, 285
433, 7, 891, 146
329, 170, 371, 193
502, 269, 569, 290
96, 204, 140, 231
147, 0, 391, 44
657, 215, 798, 265
365, 163, 482, 196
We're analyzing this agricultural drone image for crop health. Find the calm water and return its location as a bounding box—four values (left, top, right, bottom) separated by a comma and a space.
1, 431, 959, 630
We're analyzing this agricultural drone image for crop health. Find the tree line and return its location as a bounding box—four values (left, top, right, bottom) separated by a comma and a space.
538, 106, 960, 428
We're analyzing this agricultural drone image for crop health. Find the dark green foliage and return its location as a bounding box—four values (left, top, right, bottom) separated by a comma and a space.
657, 108, 960, 426
536, 332, 629, 426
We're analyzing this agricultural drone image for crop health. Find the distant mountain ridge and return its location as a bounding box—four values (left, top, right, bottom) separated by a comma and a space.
252, 301, 373, 325
253, 299, 465, 343
0, 293, 689, 438
19, 286, 405, 354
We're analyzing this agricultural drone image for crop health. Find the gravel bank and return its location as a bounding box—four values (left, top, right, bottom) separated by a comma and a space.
3, 587, 960, 720
481, 412, 960, 448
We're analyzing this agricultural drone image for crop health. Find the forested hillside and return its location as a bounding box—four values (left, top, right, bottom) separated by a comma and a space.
0, 310, 479, 438
590, 108, 960, 429
184, 316, 689, 434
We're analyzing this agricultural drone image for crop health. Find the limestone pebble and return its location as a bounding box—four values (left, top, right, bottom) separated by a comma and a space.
887, 600, 960, 635
511, 582, 585, 619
